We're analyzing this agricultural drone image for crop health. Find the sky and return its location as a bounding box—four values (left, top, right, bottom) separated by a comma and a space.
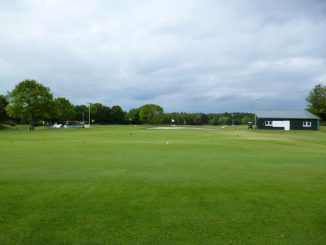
0, 0, 326, 113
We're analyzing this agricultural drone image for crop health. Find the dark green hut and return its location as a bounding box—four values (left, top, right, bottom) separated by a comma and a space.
256, 111, 320, 130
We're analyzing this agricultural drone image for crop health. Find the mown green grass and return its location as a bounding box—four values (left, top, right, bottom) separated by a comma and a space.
0, 125, 325, 244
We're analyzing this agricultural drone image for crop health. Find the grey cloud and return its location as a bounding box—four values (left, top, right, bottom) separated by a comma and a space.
0, 0, 325, 113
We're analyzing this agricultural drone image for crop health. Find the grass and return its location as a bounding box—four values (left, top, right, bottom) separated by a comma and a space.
0, 125, 326, 244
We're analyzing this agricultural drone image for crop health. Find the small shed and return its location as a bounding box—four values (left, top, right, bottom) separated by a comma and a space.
256, 111, 320, 130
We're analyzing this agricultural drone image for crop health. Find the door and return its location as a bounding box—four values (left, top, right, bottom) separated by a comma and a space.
284, 121, 290, 130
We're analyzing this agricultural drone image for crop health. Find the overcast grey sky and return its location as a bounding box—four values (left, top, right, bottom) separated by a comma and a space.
0, 0, 325, 112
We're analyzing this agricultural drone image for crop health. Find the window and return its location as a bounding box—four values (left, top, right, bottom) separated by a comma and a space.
303, 121, 311, 127
265, 121, 272, 126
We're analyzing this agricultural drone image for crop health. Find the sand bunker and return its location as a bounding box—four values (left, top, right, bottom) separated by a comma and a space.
149, 126, 185, 130
148, 126, 219, 131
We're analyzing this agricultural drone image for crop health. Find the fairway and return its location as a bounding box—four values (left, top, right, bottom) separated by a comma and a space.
0, 126, 325, 244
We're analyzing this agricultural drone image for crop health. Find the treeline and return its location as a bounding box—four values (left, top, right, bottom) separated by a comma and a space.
164, 112, 254, 125
0, 79, 255, 128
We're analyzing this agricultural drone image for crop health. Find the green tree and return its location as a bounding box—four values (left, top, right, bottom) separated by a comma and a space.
74, 105, 89, 122
195, 113, 209, 125
111, 105, 125, 124
0, 95, 8, 123
53, 97, 75, 122
127, 108, 140, 124
90, 103, 111, 124
6, 80, 54, 130
306, 83, 326, 121
242, 115, 253, 125
139, 104, 164, 124
218, 116, 231, 125
209, 117, 219, 125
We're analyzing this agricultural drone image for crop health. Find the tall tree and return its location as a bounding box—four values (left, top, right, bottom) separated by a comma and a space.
90, 103, 111, 124
218, 116, 231, 125
139, 104, 164, 124
127, 108, 140, 124
6, 80, 54, 130
74, 105, 89, 122
111, 105, 125, 124
0, 95, 8, 123
53, 97, 75, 122
306, 83, 326, 121
242, 115, 253, 125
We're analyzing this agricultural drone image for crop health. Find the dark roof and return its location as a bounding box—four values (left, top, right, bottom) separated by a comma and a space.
256, 111, 319, 119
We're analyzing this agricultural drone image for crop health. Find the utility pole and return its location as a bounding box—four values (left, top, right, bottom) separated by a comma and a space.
88, 102, 92, 127
255, 100, 260, 129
